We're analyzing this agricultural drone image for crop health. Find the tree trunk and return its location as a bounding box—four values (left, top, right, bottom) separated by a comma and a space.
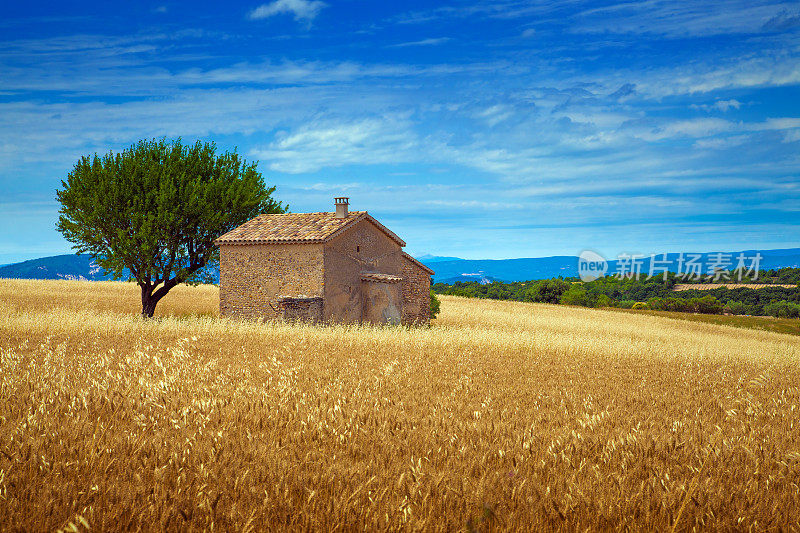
141, 285, 159, 318
140, 279, 180, 318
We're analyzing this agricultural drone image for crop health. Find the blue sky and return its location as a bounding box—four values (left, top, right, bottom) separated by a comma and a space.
1, 0, 799, 263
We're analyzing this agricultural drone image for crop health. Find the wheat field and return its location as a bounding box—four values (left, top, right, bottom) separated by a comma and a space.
1, 278, 799, 531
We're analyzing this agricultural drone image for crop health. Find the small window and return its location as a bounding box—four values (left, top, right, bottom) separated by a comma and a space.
356, 246, 360, 253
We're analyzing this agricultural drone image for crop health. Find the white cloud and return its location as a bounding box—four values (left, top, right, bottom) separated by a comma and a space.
475, 105, 514, 127
630, 118, 735, 142
251, 118, 421, 173
574, 1, 799, 38
783, 129, 800, 143
593, 54, 800, 98
714, 99, 742, 112
693, 135, 750, 149
397, 0, 800, 40
760, 117, 800, 130
0, 35, 509, 95
561, 111, 636, 129
691, 99, 743, 112
424, 199, 525, 209
389, 37, 452, 48
248, 0, 327, 23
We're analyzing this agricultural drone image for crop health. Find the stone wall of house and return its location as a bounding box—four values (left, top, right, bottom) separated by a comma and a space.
277, 296, 323, 323
323, 219, 403, 323
401, 255, 431, 325
219, 243, 324, 319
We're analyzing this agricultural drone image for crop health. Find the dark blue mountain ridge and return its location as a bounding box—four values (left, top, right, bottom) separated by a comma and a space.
0, 254, 116, 281
2, 248, 798, 283
431, 249, 800, 283
0, 254, 218, 283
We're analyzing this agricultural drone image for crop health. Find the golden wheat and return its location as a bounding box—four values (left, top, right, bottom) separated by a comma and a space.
1, 278, 799, 530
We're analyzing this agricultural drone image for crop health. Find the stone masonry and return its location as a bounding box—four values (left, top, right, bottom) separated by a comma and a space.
277, 296, 323, 323
401, 253, 433, 325
219, 243, 323, 319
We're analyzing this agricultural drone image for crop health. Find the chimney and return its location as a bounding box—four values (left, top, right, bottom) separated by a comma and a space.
334, 197, 349, 218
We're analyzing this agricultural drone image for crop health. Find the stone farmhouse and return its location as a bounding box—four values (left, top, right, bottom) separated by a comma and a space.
214, 197, 434, 325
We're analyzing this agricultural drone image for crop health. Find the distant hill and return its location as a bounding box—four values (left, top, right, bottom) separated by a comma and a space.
1, 248, 799, 284
438, 274, 499, 285
425, 248, 800, 282
428, 256, 578, 283
0, 254, 117, 281
0, 254, 219, 283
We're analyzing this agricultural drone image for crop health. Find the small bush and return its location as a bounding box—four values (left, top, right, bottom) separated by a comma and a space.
632, 302, 648, 310
724, 301, 746, 315
560, 286, 595, 307
429, 290, 441, 319
595, 294, 613, 308
525, 279, 572, 304
695, 295, 724, 315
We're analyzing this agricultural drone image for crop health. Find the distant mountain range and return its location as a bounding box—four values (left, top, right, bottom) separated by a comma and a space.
0, 254, 211, 283
0, 254, 116, 281
2, 248, 799, 284
426, 248, 800, 283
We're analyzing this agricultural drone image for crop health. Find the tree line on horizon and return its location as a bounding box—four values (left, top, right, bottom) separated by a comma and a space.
432, 268, 800, 318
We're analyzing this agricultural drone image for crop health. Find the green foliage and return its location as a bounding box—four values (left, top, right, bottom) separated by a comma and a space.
764, 300, 800, 318
429, 290, 441, 319
432, 267, 800, 318
646, 295, 723, 314
560, 285, 595, 307
695, 295, 724, 314
595, 294, 613, 308
56, 138, 285, 316
526, 278, 572, 304
724, 301, 747, 315
674, 267, 800, 285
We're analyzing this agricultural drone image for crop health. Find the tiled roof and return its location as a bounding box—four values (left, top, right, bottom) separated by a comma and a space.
214, 211, 406, 246
402, 252, 435, 275
361, 273, 403, 283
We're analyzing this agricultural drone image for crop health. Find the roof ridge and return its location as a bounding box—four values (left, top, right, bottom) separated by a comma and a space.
257, 210, 368, 215
322, 211, 368, 243
362, 213, 406, 247
214, 210, 405, 247
402, 251, 435, 275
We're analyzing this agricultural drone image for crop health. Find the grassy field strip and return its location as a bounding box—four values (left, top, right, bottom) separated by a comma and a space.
611, 306, 800, 337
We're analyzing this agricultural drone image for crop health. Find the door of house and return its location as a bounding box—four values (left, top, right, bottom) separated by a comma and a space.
361, 279, 402, 325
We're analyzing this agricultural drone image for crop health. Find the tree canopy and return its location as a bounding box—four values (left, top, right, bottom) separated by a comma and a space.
56, 138, 285, 316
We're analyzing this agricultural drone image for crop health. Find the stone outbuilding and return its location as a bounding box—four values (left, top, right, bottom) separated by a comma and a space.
214, 197, 435, 325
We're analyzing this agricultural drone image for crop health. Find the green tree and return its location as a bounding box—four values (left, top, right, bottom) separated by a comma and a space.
56, 138, 285, 317
595, 294, 613, 308
764, 300, 800, 318
526, 278, 571, 304
724, 301, 747, 315
429, 289, 441, 320
694, 295, 723, 314
559, 285, 595, 307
